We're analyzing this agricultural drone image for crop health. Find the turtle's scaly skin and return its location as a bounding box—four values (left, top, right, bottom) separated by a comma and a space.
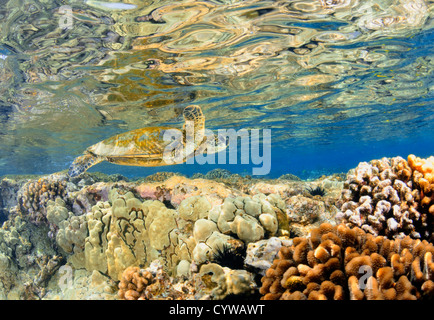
68, 105, 206, 177
68, 153, 103, 178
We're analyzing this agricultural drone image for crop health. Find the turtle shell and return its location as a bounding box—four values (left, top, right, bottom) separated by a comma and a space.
88, 126, 185, 166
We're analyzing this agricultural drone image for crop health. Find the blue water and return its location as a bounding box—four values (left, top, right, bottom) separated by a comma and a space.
0, 0, 432, 179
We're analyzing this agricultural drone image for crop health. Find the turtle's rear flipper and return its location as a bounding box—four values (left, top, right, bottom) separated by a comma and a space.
68, 153, 103, 177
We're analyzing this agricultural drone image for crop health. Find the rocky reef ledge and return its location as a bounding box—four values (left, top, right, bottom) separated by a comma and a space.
0, 154, 433, 300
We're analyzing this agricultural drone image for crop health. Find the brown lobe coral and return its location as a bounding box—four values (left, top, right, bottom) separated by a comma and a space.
260, 223, 434, 300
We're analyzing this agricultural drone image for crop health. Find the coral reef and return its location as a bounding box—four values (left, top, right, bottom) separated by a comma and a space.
408, 154, 434, 230
82, 191, 154, 279
245, 237, 292, 276
118, 261, 195, 300
23, 255, 65, 300
0, 177, 27, 223
6, 160, 431, 300
0, 211, 59, 299
18, 177, 67, 226
204, 169, 233, 179
40, 266, 118, 300
277, 173, 302, 181
214, 194, 289, 243
135, 175, 238, 208
285, 194, 338, 237
117, 259, 258, 300
47, 199, 88, 260
63, 190, 218, 279
259, 222, 434, 300
0, 170, 344, 299
306, 186, 326, 197
70, 190, 290, 281
142, 171, 185, 182
198, 263, 257, 300
337, 156, 433, 241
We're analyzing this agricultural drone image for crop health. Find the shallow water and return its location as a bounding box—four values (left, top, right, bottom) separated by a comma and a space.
0, 0, 433, 178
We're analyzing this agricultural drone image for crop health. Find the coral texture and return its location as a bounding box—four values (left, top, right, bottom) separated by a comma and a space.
118, 261, 195, 300
118, 261, 257, 300
83, 191, 155, 279
337, 156, 433, 241
215, 194, 288, 243
75, 191, 232, 279
198, 263, 257, 299
135, 175, 237, 208
46, 268, 117, 300
408, 154, 434, 236
23, 255, 64, 299
0, 178, 26, 222
0, 171, 348, 299
18, 178, 67, 225
245, 237, 292, 275
0, 209, 59, 298
259, 223, 434, 300
48, 198, 88, 259
65, 188, 291, 281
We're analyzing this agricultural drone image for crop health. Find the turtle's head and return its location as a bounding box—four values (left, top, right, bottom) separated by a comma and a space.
183, 105, 203, 123
68, 152, 100, 178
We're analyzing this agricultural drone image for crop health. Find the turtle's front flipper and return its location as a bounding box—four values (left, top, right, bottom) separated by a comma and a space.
68, 152, 103, 177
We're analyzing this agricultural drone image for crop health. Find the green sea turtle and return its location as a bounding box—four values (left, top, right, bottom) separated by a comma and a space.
68, 105, 226, 177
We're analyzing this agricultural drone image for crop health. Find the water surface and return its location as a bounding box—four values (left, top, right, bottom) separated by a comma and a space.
0, 0, 432, 178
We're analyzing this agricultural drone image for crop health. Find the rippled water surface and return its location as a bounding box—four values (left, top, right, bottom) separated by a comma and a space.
0, 0, 433, 178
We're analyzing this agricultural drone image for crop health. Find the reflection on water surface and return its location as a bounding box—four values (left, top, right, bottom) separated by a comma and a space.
0, 0, 432, 177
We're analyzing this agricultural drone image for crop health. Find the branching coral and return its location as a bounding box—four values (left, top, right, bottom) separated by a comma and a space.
259, 223, 434, 300
23, 255, 65, 300
337, 156, 433, 241
118, 266, 157, 300
118, 262, 195, 300
408, 154, 434, 235
18, 178, 67, 225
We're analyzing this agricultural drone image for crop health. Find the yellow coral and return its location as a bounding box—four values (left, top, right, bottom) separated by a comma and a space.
408, 154, 434, 175
283, 275, 304, 292
408, 154, 434, 228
